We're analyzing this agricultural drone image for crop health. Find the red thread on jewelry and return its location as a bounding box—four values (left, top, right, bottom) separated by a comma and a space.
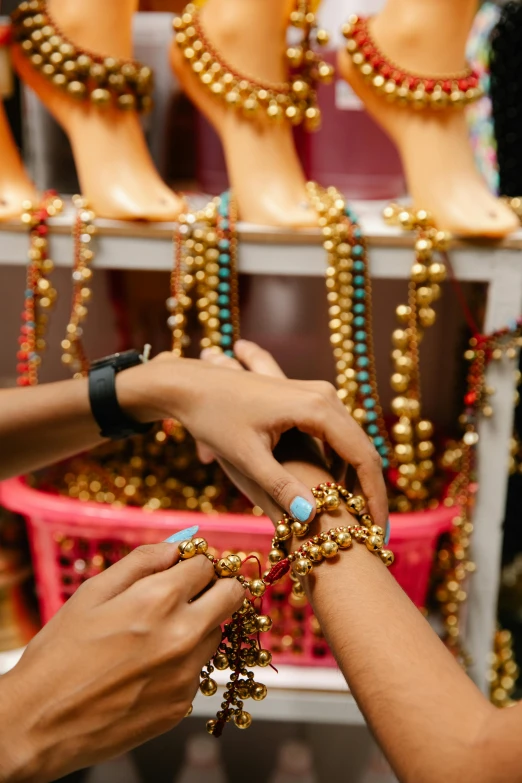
241, 554, 262, 579
442, 251, 481, 336
264, 559, 290, 584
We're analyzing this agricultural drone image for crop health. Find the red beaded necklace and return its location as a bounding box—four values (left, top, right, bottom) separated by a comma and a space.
17, 191, 63, 386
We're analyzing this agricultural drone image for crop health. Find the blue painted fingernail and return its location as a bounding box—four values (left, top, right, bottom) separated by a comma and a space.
290, 497, 314, 523
164, 525, 199, 544
384, 519, 391, 546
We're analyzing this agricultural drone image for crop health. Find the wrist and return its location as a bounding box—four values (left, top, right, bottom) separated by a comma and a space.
115, 353, 190, 424
0, 672, 46, 783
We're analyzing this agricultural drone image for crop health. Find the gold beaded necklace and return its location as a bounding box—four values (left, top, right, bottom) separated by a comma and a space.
12, 0, 154, 112
383, 204, 449, 510
61, 196, 96, 377
173, 1, 333, 130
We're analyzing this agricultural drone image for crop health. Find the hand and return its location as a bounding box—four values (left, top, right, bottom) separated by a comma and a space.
194, 341, 388, 528
0, 543, 243, 783
118, 347, 387, 525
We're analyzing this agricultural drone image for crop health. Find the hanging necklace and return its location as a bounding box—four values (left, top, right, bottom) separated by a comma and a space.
17, 190, 63, 386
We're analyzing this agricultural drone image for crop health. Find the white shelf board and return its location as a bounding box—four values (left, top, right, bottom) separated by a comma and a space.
1, 199, 521, 281
0, 646, 363, 725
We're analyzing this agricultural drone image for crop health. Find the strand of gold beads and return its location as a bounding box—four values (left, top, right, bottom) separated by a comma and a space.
61, 196, 96, 377
489, 627, 519, 708
383, 204, 449, 510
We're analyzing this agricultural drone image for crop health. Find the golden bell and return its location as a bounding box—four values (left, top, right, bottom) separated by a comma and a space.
335, 531, 352, 549
192, 537, 209, 555
178, 540, 196, 559
307, 544, 323, 562
257, 649, 272, 667
234, 711, 253, 730
213, 653, 229, 670
91, 88, 111, 107
324, 491, 340, 511
321, 540, 339, 558
251, 683, 268, 701
249, 579, 266, 598
366, 535, 384, 552
256, 615, 273, 633
200, 677, 218, 697
268, 548, 285, 564
346, 495, 365, 515
381, 549, 395, 567
215, 557, 238, 577
294, 557, 313, 576
206, 719, 218, 735
275, 523, 292, 541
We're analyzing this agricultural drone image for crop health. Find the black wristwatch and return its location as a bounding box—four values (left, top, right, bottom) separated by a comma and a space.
88, 346, 154, 440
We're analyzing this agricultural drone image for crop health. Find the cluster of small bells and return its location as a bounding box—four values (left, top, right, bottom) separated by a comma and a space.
61, 196, 96, 378
343, 15, 484, 109
34, 428, 255, 515
173, 1, 333, 131
17, 191, 63, 387
383, 204, 449, 510
12, 0, 154, 112
176, 484, 394, 736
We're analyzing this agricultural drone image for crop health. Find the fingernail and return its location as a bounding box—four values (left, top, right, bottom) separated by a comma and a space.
200, 349, 212, 360
164, 525, 199, 544
384, 519, 391, 546
290, 496, 314, 523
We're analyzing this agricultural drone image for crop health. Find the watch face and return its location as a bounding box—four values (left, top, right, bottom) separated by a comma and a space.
90, 350, 142, 372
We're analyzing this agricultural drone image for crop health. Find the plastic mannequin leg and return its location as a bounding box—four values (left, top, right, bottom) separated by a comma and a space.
170, 0, 317, 227
12, 0, 184, 221
338, 0, 518, 237
0, 100, 37, 220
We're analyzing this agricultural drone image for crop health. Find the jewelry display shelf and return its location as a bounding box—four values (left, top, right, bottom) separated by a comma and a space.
1, 199, 522, 695
0, 647, 364, 725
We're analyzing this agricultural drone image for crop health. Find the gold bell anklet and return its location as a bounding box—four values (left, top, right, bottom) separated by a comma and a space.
173, 1, 332, 130
12, 0, 154, 112
177, 483, 394, 736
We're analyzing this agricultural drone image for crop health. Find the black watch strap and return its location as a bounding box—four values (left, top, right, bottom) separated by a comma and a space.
89, 361, 153, 441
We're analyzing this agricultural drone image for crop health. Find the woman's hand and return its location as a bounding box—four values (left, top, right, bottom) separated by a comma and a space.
0, 542, 243, 783
119, 346, 388, 528
194, 341, 386, 527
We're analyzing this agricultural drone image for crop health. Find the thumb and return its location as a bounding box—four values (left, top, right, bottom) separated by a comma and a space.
248, 451, 317, 526
82, 543, 181, 603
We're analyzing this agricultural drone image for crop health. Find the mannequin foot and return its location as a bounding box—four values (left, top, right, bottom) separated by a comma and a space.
0, 102, 37, 220
11, 3, 183, 222
170, 0, 317, 228
338, 19, 518, 237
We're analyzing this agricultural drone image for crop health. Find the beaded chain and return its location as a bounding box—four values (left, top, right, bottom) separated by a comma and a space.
383, 204, 449, 510
176, 483, 394, 736
169, 191, 240, 359
307, 182, 391, 465
342, 15, 483, 109
12, 0, 154, 112
17, 191, 63, 387
173, 1, 332, 131
435, 320, 522, 667
490, 627, 518, 708
61, 196, 96, 377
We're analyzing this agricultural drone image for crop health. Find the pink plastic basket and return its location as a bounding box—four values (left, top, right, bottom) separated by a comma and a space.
0, 477, 453, 666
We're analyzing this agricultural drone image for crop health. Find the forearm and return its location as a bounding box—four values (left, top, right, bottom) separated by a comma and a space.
0, 379, 104, 480
267, 459, 496, 783
0, 357, 181, 481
